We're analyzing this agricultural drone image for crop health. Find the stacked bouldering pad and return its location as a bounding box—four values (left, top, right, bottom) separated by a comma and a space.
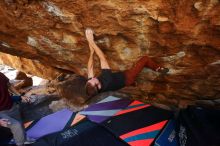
25, 108, 85, 140
79, 96, 132, 123
102, 100, 172, 146
32, 96, 173, 146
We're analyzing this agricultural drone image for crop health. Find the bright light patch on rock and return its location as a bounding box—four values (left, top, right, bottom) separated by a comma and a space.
162, 51, 186, 62
41, 1, 75, 23
27, 36, 38, 47
1, 42, 11, 48
123, 48, 132, 57
167, 68, 183, 75
42, 1, 63, 18
194, 2, 203, 11
210, 60, 220, 65
40, 36, 64, 51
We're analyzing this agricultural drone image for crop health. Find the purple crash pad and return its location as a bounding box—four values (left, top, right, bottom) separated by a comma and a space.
79, 96, 132, 123
26, 108, 74, 139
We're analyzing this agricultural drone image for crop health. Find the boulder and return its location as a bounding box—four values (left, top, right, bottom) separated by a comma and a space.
0, 0, 220, 106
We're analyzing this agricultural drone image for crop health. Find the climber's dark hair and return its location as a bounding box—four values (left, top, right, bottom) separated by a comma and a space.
85, 81, 98, 98
55, 75, 89, 106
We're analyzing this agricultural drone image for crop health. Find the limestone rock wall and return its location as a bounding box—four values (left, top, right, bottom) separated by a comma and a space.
0, 0, 220, 106
0, 52, 63, 79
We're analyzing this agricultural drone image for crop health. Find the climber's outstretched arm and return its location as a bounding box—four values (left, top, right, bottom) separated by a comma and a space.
87, 43, 95, 78
85, 28, 110, 69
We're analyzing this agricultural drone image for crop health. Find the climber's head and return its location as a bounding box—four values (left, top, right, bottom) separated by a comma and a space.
85, 77, 101, 97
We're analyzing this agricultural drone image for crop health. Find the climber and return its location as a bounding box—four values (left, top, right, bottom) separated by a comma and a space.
0, 72, 33, 146
85, 28, 169, 97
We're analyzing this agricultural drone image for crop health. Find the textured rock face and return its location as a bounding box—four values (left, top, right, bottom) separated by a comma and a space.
0, 52, 63, 79
0, 0, 220, 106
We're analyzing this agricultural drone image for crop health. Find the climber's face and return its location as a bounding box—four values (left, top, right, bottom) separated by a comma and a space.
85, 78, 101, 97
87, 78, 101, 90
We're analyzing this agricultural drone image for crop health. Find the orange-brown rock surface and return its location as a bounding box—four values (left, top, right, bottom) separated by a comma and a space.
0, 0, 220, 106
0, 52, 63, 79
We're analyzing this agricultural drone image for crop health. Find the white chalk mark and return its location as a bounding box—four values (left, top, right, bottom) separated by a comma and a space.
1, 42, 11, 48
27, 36, 38, 47
210, 60, 220, 65
162, 51, 186, 62
41, 1, 75, 23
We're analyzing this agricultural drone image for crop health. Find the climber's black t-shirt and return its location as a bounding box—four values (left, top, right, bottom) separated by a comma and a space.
97, 69, 125, 92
